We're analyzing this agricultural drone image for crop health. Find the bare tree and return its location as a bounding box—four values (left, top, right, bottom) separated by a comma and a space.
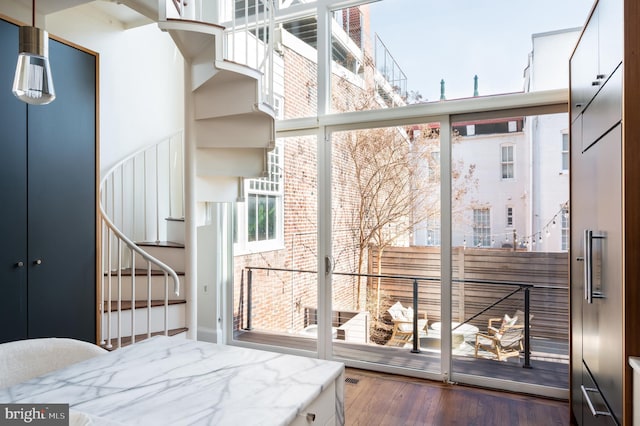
330, 61, 477, 321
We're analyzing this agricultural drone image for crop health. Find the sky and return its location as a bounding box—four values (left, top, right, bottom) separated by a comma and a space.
368, 0, 594, 102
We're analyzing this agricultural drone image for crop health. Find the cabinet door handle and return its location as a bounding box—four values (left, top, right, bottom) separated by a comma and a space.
580, 385, 613, 418
591, 80, 601, 86
33, 259, 42, 265
15, 261, 24, 268
596, 74, 605, 79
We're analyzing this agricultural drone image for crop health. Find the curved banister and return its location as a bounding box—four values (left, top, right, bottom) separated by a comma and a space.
99, 133, 184, 348
100, 210, 180, 297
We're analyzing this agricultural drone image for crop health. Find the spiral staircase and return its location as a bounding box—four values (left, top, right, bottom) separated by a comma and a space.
100, 0, 276, 348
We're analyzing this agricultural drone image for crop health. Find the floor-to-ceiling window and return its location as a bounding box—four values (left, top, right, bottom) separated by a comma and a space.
329, 121, 442, 377
228, 0, 592, 398
450, 111, 569, 398
232, 135, 319, 356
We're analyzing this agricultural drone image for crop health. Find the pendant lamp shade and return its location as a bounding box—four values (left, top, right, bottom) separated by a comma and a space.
12, 6, 55, 105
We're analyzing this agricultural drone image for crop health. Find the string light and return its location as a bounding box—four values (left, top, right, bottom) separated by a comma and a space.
457, 201, 568, 249
515, 201, 568, 246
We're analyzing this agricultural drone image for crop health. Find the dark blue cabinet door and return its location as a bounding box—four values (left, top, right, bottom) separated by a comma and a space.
0, 20, 96, 344
0, 19, 28, 344
27, 39, 96, 342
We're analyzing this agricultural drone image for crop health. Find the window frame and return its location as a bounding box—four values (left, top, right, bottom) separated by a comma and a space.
500, 144, 515, 180
506, 206, 513, 228
561, 133, 569, 172
473, 208, 491, 247
561, 206, 569, 251
234, 142, 285, 254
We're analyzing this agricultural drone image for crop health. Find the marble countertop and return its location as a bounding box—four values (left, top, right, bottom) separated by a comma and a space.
0, 336, 344, 426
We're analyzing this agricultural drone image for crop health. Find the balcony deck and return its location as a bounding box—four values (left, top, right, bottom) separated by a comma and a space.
233, 330, 568, 390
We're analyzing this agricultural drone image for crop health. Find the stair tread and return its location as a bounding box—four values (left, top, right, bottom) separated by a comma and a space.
105, 299, 186, 311
136, 241, 185, 248
105, 268, 185, 276
101, 327, 188, 351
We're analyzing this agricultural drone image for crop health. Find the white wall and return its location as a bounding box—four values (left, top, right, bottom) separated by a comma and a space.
451, 131, 530, 248
527, 29, 577, 252
529, 28, 580, 91
0, 3, 185, 177
530, 113, 569, 252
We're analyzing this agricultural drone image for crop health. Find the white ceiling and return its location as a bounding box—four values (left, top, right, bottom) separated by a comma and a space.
14, 0, 157, 29
15, 0, 94, 15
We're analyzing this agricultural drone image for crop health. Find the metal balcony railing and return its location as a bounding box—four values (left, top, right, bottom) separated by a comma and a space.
241, 266, 537, 367
374, 33, 408, 103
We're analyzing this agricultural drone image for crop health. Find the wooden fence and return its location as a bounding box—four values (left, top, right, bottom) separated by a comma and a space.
368, 246, 569, 341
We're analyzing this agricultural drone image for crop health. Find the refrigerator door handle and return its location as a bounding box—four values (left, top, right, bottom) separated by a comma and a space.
584, 229, 606, 304
580, 385, 613, 418
584, 229, 593, 303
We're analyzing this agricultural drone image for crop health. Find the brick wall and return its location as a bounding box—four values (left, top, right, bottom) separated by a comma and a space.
232, 6, 412, 336
233, 39, 380, 333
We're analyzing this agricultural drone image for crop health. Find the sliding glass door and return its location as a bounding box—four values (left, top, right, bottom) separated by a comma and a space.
449, 112, 569, 397
329, 122, 443, 377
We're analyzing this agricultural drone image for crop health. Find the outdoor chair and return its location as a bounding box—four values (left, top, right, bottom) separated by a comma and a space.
386, 301, 428, 347
474, 310, 531, 361
474, 324, 524, 361
486, 310, 532, 336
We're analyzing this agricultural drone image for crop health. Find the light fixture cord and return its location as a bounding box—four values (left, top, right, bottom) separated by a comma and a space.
32, 0, 35, 26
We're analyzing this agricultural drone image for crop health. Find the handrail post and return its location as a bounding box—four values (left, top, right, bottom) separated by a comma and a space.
411, 278, 420, 353
523, 287, 532, 368
246, 268, 253, 330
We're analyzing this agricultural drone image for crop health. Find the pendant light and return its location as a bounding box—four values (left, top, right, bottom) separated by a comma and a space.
12, 0, 55, 105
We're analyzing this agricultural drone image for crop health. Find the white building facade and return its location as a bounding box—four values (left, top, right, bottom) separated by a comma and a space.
415, 28, 579, 252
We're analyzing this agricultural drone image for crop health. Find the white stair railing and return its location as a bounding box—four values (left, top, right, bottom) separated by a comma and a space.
163, 0, 276, 108
100, 133, 184, 349
223, 0, 275, 107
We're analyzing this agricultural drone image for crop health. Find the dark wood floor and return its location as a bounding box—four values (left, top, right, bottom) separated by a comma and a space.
235, 330, 569, 390
344, 368, 572, 426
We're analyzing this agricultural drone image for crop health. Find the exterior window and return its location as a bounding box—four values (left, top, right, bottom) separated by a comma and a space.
247, 194, 277, 242
473, 208, 491, 247
426, 219, 441, 246
466, 124, 475, 136
561, 206, 569, 251
235, 143, 284, 252
506, 206, 513, 228
562, 133, 569, 172
501, 145, 514, 179
247, 145, 282, 243
427, 151, 440, 183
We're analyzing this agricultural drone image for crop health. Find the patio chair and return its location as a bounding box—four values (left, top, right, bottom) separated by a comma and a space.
474, 324, 524, 361
474, 310, 531, 361
486, 310, 532, 336
386, 301, 428, 347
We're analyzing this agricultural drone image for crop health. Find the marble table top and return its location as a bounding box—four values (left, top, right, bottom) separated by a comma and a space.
0, 336, 345, 426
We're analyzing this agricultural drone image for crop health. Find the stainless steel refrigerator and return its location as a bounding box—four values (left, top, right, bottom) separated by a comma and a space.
570, 68, 623, 425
